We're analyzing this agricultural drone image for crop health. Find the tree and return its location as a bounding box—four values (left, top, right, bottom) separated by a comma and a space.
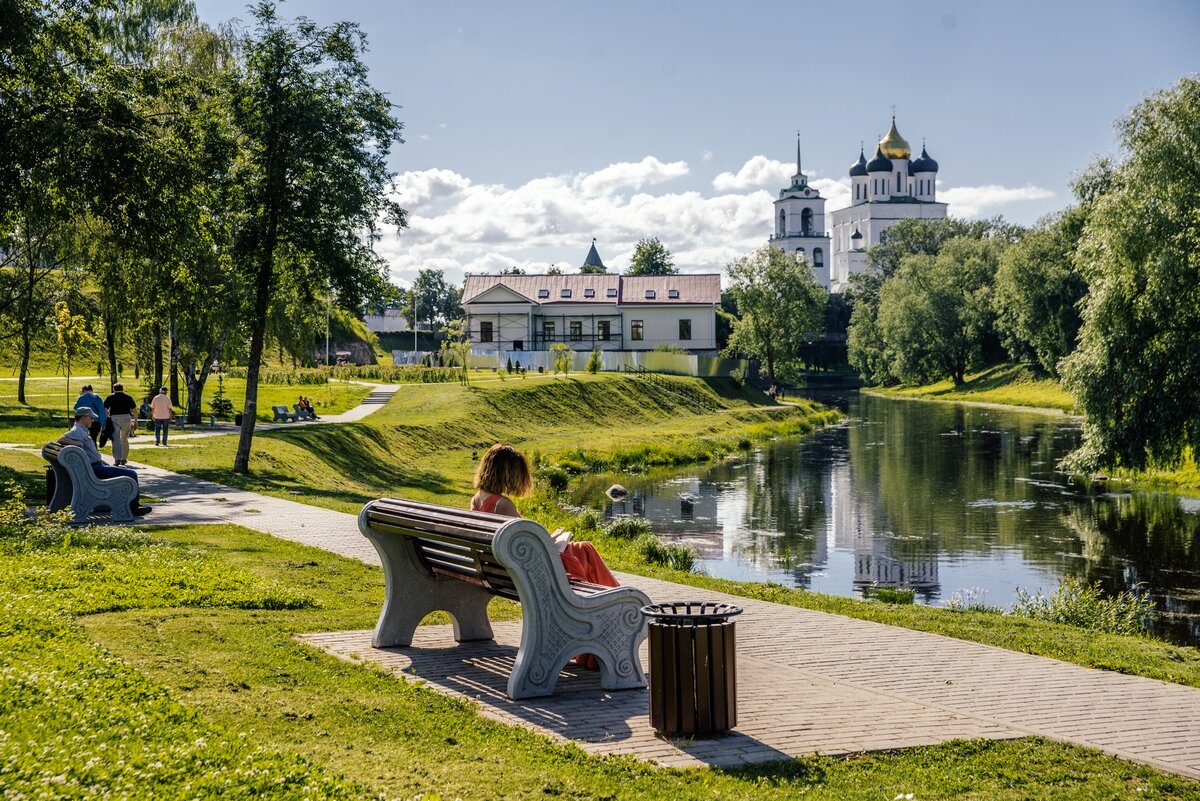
403, 268, 461, 331
725, 246, 826, 387
626, 237, 677, 276
225, 2, 405, 473
53, 301, 91, 413
992, 209, 1087, 377
579, 263, 606, 274
1062, 76, 1200, 471
585, 348, 603, 374
876, 238, 1003, 386
439, 319, 471, 385
550, 342, 572, 375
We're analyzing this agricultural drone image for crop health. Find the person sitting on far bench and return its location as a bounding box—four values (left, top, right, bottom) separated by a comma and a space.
59, 406, 151, 517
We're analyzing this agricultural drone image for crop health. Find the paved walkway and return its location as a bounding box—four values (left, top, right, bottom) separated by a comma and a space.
127, 462, 1200, 777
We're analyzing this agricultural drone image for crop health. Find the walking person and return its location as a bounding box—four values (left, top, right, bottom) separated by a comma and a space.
76, 385, 106, 444
149, 386, 173, 446
104, 383, 138, 465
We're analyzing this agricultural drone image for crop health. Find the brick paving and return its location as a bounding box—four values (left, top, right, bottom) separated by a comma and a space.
129, 464, 1200, 777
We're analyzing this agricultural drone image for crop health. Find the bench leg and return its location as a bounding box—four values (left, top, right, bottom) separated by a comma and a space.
359, 519, 494, 648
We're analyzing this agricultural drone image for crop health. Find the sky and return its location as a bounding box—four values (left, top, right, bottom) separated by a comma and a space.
193, 0, 1200, 287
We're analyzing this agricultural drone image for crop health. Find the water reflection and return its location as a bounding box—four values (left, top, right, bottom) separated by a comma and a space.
572, 393, 1200, 645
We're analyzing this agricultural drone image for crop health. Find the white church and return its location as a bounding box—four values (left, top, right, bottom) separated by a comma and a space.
770, 118, 947, 292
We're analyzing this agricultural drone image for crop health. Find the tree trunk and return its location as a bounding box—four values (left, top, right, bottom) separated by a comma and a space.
168, 320, 180, 406
104, 312, 118, 389
152, 322, 163, 399
234, 248, 275, 473
17, 335, 30, 406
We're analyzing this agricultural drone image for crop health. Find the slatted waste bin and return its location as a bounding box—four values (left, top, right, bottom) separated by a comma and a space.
641, 601, 742, 737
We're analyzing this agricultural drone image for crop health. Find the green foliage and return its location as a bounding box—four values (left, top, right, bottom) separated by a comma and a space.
403, 268, 462, 330
604, 516, 652, 540
636, 534, 696, 572
538, 466, 569, 493
863, 586, 916, 604
585, 347, 602, 374
725, 246, 826, 385
1062, 76, 1200, 471
946, 587, 998, 612
875, 238, 1004, 386
549, 342, 573, 375
993, 210, 1088, 377
1010, 577, 1156, 637
626, 237, 677, 275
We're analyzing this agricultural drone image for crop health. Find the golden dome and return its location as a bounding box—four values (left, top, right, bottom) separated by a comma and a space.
879, 117, 911, 160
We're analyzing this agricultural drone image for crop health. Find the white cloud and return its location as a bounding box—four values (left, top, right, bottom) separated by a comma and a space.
712, 155, 791, 191
578, 156, 689, 195
937, 183, 1055, 217
392, 168, 472, 207
701, 150, 713, 162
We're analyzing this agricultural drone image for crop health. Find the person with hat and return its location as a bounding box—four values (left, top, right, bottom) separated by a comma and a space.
57, 406, 151, 516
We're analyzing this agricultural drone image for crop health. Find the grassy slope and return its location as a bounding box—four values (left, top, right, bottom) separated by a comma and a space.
68, 524, 1198, 801
120, 373, 839, 513
869, 363, 1078, 413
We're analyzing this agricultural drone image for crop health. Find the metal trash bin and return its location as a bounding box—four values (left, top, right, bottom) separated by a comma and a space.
641, 601, 742, 737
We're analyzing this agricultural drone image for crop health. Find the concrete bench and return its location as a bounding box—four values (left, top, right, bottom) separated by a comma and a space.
271, 405, 298, 422
294, 403, 316, 420
42, 442, 136, 523
358, 498, 650, 699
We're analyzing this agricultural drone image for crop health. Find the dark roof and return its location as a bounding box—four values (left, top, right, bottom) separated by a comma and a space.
866, 145, 893, 173
462, 274, 721, 306
582, 241, 606, 270
850, 228, 863, 239
912, 146, 939, 173
849, 149, 868, 177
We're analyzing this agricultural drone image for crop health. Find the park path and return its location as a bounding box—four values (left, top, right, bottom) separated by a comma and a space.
125, 459, 1200, 776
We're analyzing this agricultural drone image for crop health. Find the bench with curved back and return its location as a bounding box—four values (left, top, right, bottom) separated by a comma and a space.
358, 497, 650, 699
41, 442, 136, 523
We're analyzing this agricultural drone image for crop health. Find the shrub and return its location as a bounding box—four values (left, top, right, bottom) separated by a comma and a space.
604, 516, 651, 540
863, 586, 916, 604
636, 534, 696, 572
539, 467, 569, 493
946, 587, 998, 612
1010, 576, 1156, 636
550, 342, 573, 375
586, 348, 603, 374
574, 508, 600, 532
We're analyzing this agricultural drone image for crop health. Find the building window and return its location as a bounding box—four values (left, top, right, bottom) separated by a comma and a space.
679, 319, 691, 340
561, 288, 572, 298
570, 321, 582, 341
584, 288, 595, 298
606, 287, 617, 297
543, 320, 555, 340
668, 288, 679, 299
896, 173, 901, 192
598, 320, 611, 340
801, 207, 813, 235
813, 248, 823, 268
778, 209, 786, 236
480, 321, 493, 343
537, 288, 549, 299
631, 320, 643, 341
644, 289, 656, 299
512, 340, 523, 351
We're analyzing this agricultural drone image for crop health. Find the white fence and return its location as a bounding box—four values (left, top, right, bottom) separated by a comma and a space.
391, 349, 744, 378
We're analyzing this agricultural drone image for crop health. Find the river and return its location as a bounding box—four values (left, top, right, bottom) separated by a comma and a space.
570, 391, 1200, 645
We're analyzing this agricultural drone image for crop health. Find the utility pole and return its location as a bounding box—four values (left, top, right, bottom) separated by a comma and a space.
325, 288, 330, 366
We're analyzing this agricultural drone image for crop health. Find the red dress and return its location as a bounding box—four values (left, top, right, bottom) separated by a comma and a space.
471, 493, 619, 587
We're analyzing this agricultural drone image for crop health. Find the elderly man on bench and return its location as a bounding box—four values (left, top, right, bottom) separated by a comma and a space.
58, 405, 152, 517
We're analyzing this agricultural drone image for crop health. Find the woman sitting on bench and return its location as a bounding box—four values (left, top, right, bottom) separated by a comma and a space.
471, 443, 617, 588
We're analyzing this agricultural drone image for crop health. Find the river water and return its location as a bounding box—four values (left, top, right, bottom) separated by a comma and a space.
571, 391, 1200, 645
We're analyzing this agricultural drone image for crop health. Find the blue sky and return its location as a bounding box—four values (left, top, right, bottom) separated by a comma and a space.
194, 0, 1200, 285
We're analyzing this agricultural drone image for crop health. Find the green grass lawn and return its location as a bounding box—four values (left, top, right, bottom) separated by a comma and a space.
4, 516, 1194, 800
869, 363, 1078, 413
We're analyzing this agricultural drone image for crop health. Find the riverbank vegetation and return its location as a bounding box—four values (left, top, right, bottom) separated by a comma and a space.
4, 501, 1196, 799
867, 363, 1077, 413
846, 76, 1200, 483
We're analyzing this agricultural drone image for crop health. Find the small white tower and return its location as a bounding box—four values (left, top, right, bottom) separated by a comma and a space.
768, 136, 833, 289
849, 147, 868, 204
866, 145, 892, 202
911, 141, 939, 201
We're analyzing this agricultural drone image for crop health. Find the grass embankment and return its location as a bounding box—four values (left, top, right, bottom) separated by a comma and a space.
121, 373, 840, 514
868, 363, 1078, 413
5, 517, 1195, 800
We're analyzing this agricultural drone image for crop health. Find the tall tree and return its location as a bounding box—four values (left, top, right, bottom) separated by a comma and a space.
226, 2, 405, 474
1062, 76, 1200, 472
876, 238, 1003, 386
403, 268, 461, 331
626, 237, 677, 276
992, 208, 1087, 377
725, 246, 826, 387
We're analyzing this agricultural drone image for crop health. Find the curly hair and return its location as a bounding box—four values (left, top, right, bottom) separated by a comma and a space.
473, 443, 533, 497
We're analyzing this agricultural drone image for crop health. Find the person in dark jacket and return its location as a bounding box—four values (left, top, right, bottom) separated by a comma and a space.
104, 383, 138, 465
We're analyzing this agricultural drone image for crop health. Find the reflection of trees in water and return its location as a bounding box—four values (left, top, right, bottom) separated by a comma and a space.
1062, 494, 1200, 642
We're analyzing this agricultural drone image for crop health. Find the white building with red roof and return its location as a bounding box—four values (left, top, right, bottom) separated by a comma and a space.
461, 246, 720, 355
